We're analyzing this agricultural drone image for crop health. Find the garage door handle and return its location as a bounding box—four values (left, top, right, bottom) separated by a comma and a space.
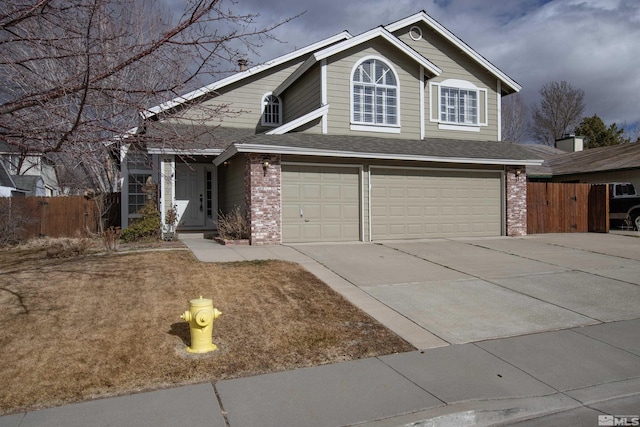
304, 219, 310, 222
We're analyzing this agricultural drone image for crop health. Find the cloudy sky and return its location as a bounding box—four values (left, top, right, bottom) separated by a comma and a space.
173, 0, 640, 141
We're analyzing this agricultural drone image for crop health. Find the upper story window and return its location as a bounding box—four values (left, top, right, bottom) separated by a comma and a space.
430, 79, 487, 131
262, 93, 282, 126
351, 58, 398, 127
440, 86, 478, 125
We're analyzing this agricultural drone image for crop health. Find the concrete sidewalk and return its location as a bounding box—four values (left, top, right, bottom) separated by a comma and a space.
3, 233, 640, 426
3, 319, 639, 426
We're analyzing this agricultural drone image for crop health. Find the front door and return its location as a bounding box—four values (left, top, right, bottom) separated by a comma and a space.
175, 163, 205, 229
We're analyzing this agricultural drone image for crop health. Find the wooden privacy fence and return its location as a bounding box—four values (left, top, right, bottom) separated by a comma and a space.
527, 182, 609, 234
0, 193, 121, 240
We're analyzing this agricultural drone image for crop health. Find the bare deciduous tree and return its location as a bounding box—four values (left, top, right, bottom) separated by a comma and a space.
1, 0, 291, 192
501, 93, 527, 143
530, 81, 585, 146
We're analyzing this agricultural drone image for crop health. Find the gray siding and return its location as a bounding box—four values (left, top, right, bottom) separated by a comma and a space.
393, 24, 501, 141
177, 61, 305, 132
218, 154, 246, 214
283, 63, 322, 123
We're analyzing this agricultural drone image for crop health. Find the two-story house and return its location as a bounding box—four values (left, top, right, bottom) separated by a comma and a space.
120, 10, 542, 244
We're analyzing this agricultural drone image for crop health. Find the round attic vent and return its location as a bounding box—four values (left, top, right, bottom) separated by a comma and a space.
409, 26, 422, 41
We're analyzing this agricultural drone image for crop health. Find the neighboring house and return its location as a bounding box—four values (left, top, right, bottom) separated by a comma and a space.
524, 136, 640, 188
0, 161, 24, 197
121, 10, 542, 244
0, 142, 61, 196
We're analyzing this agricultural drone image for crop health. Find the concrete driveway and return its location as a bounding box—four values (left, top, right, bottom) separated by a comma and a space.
292, 233, 640, 345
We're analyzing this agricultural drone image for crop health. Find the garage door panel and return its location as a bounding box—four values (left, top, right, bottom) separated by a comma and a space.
372, 168, 501, 240
283, 165, 360, 243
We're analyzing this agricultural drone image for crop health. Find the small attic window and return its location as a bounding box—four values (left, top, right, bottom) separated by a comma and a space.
262, 93, 282, 126
409, 26, 422, 41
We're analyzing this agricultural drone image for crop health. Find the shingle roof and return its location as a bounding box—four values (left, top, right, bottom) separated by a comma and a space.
141, 123, 255, 154
544, 143, 640, 175
227, 133, 543, 165
519, 144, 567, 178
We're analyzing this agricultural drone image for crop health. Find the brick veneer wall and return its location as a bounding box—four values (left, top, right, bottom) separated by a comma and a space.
505, 165, 527, 236
245, 153, 282, 245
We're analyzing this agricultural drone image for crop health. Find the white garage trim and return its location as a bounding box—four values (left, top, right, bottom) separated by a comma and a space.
369, 165, 505, 240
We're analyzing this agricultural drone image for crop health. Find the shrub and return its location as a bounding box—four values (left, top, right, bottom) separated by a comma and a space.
45, 238, 91, 258
120, 200, 161, 243
217, 207, 248, 240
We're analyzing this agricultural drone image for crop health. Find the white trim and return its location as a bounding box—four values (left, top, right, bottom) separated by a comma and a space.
261, 92, 282, 127
409, 26, 423, 41
420, 66, 425, 139
350, 124, 401, 134
350, 56, 401, 128
146, 148, 224, 155
265, 104, 330, 135
142, 31, 352, 118
385, 11, 521, 92
219, 143, 544, 167
160, 157, 166, 225
480, 88, 488, 126
120, 144, 130, 229
274, 27, 441, 97
282, 161, 365, 242
497, 80, 502, 140
321, 59, 328, 134
438, 123, 480, 132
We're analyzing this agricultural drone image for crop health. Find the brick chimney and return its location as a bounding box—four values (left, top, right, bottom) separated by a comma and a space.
237, 58, 248, 72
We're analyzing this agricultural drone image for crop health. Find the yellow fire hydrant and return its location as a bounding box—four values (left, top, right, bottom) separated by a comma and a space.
180, 296, 222, 354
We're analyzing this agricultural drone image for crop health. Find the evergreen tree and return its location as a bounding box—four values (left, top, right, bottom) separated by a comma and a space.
574, 115, 630, 148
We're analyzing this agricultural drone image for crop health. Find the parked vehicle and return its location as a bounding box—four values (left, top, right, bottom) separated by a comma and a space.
608, 182, 640, 230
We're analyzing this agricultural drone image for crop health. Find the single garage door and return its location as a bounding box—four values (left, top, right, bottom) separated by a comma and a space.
282, 164, 360, 243
371, 168, 502, 239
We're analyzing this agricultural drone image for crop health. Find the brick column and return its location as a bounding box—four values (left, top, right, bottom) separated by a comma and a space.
245, 153, 282, 245
505, 165, 527, 236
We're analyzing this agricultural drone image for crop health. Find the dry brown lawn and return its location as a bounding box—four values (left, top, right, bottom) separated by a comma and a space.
0, 239, 413, 415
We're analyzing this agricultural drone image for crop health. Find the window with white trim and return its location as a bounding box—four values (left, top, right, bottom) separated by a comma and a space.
352, 58, 398, 126
262, 94, 282, 126
440, 86, 478, 125
429, 79, 487, 130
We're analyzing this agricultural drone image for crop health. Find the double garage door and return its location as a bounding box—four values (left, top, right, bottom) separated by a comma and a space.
282, 164, 502, 243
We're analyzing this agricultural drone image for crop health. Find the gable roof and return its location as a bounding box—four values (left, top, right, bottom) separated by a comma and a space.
385, 11, 521, 93
142, 31, 352, 119
0, 160, 17, 189
214, 133, 543, 167
273, 26, 441, 97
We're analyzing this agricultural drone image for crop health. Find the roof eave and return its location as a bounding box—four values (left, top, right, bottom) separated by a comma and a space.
147, 148, 225, 156
215, 143, 542, 167
143, 31, 353, 119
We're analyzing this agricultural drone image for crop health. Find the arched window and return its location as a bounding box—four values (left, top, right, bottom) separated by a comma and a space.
262, 94, 281, 126
352, 58, 398, 126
